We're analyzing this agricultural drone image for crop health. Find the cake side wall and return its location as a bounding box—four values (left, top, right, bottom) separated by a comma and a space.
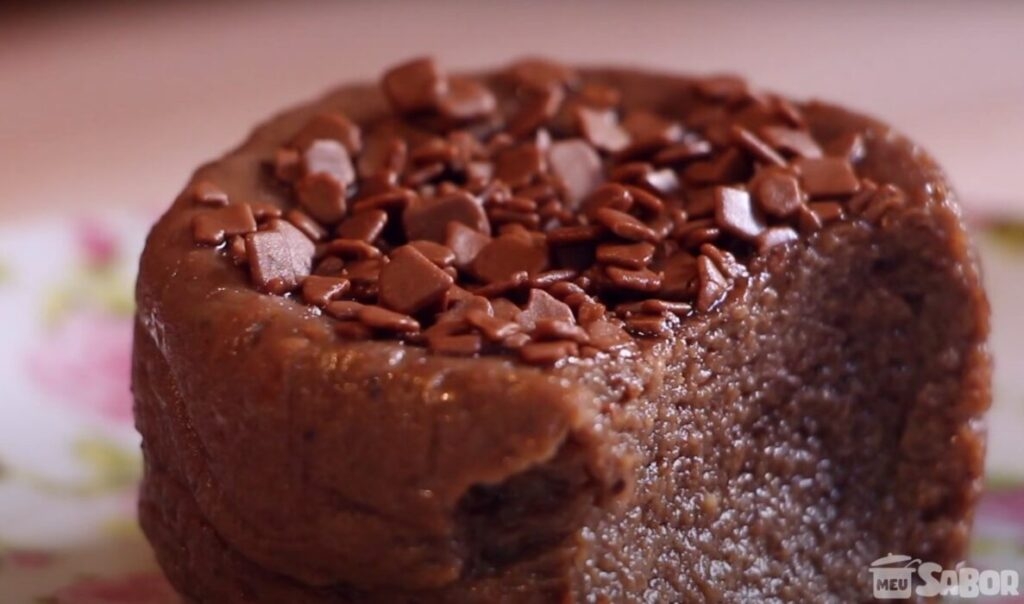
132, 72, 641, 601
568, 210, 988, 602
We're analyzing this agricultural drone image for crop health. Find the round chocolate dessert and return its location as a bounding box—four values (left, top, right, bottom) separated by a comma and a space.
133, 57, 990, 602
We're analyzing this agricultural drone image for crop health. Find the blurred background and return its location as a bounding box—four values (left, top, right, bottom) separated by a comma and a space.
0, 1, 1022, 601
3, 0, 1023, 219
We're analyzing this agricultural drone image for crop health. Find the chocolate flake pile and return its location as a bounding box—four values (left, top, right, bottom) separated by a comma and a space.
189, 57, 908, 365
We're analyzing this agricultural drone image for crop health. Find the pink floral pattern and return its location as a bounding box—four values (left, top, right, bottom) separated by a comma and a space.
978, 488, 1024, 524
76, 220, 120, 269
6, 550, 53, 569
53, 573, 178, 604
27, 311, 134, 424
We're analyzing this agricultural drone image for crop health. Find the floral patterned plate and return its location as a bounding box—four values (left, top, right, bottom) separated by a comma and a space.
0, 214, 1021, 603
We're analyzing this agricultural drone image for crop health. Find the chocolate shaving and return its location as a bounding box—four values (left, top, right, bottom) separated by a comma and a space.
596, 242, 655, 269
495, 143, 545, 189
403, 191, 490, 243
751, 168, 804, 217
428, 333, 482, 355
579, 83, 621, 109
759, 126, 822, 159
825, 131, 865, 163
506, 58, 579, 92
576, 107, 631, 153
519, 288, 574, 330
755, 226, 799, 253
547, 139, 602, 208
378, 245, 454, 315
508, 87, 564, 137
191, 181, 229, 206
533, 319, 590, 344
359, 305, 421, 333
322, 239, 381, 260
296, 173, 347, 225
622, 111, 683, 149
326, 300, 365, 320
291, 112, 362, 155
714, 186, 766, 241
358, 135, 408, 178
336, 209, 388, 242
302, 275, 351, 307
445, 222, 492, 270
466, 308, 522, 342
246, 219, 315, 294
472, 233, 549, 283
304, 140, 355, 187
192, 203, 257, 245
605, 266, 663, 293
732, 125, 786, 167
227, 235, 247, 266
438, 76, 497, 121
696, 254, 729, 312
519, 340, 579, 365
796, 157, 860, 197
274, 149, 302, 183
625, 314, 671, 338
408, 240, 456, 267
593, 207, 659, 243
382, 57, 447, 115
694, 74, 748, 103
286, 209, 328, 242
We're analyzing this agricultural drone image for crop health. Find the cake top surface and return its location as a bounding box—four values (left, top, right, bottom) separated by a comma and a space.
185, 57, 911, 365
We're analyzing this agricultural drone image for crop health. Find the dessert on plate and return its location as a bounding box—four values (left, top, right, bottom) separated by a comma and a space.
133, 57, 990, 602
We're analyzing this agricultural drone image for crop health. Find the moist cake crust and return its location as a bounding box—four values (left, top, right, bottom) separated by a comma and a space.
133, 61, 989, 602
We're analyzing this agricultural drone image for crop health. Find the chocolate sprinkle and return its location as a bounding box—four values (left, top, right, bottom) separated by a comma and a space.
188, 57, 898, 364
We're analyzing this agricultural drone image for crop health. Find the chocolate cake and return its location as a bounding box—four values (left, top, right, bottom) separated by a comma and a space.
133, 58, 990, 602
